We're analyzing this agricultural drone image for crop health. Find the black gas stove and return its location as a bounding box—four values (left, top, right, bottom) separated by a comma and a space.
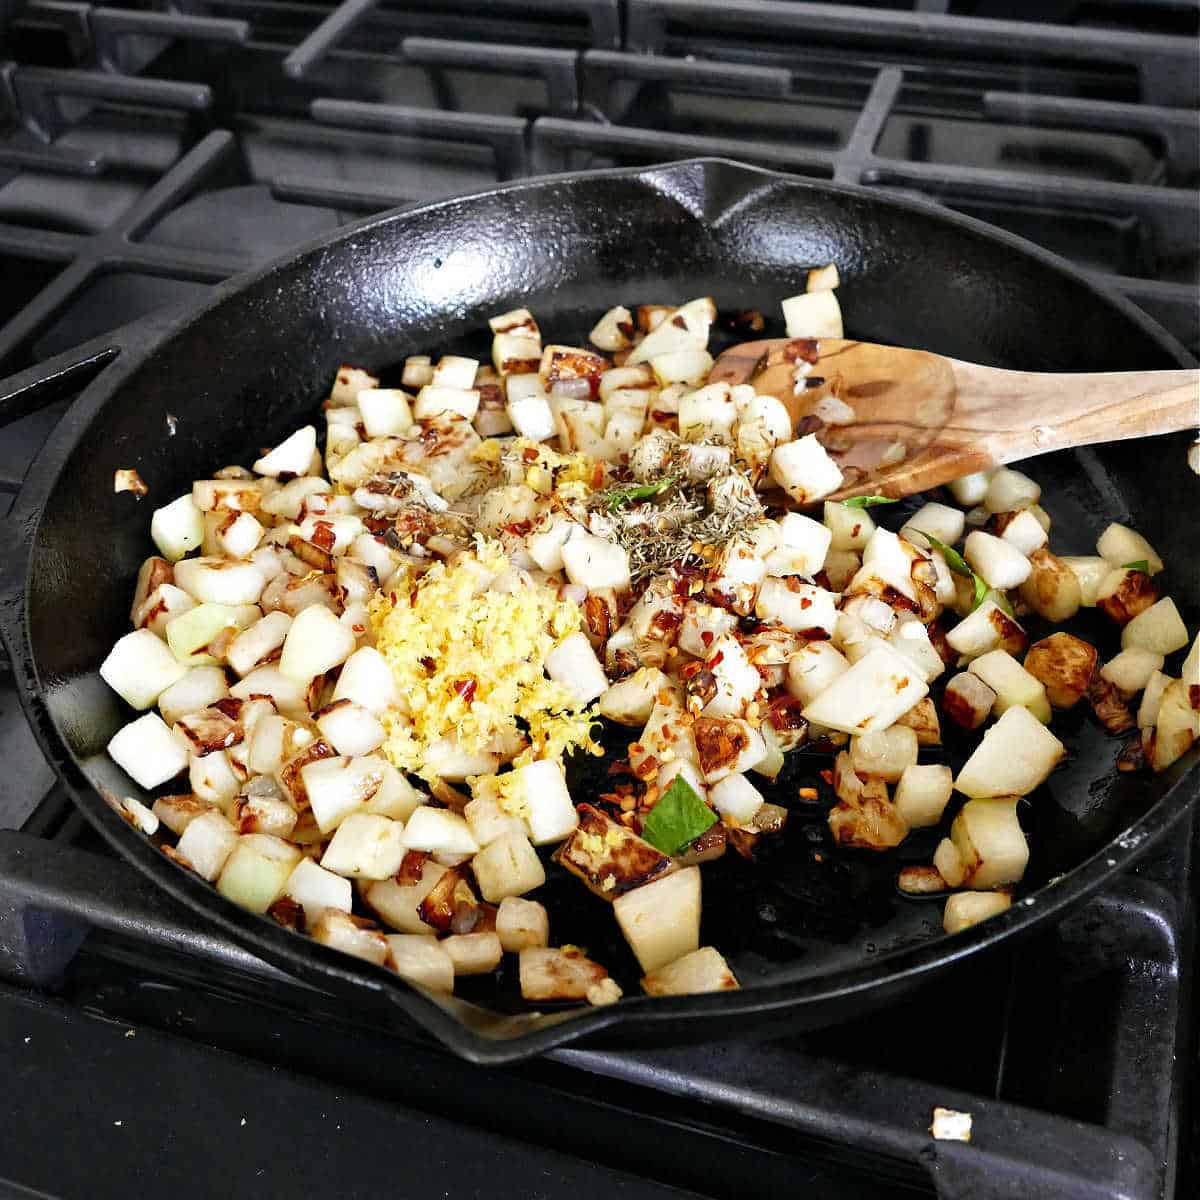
0, 3, 1197, 1197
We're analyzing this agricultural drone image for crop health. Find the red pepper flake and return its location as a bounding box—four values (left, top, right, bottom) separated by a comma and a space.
522, 446, 540, 463
310, 521, 336, 552
455, 678, 478, 704
709, 650, 724, 667
800, 597, 812, 609
420, 656, 436, 672
700, 630, 714, 648
819, 768, 834, 785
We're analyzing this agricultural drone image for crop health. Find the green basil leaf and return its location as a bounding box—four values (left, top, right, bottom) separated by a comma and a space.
640, 774, 717, 856
842, 494, 899, 509
605, 474, 679, 511
914, 530, 971, 578
1121, 560, 1149, 574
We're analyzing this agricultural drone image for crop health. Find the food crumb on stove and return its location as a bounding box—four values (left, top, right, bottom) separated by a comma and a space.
930, 1107, 972, 1142
124, 1029, 135, 1038
113, 468, 148, 497
165, 414, 178, 436
113, 1121, 123, 1127
240, 1118, 246, 1126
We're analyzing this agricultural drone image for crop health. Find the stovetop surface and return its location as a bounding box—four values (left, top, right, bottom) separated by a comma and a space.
0, 1, 1197, 1197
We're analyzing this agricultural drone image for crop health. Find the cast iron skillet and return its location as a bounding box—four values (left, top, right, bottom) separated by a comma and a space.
0, 159, 1195, 1064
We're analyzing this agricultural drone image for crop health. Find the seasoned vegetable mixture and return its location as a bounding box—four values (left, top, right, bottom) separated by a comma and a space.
101, 275, 1199, 1005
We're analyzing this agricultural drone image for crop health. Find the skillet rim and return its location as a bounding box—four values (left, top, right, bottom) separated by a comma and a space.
1, 156, 1196, 1063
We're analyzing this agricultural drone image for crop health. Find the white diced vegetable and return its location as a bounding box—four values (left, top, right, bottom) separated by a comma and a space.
176, 809, 239, 880
316, 700, 385, 756
332, 646, 399, 714
997, 509, 1047, 555
174, 557, 269, 606
703, 634, 761, 718
444, 931, 503, 976
1059, 555, 1111, 607
902, 502, 964, 549
770, 435, 844, 504
786, 640, 851, 705
755, 579, 837, 634
230, 665, 309, 718
385, 934, 454, 992
1101, 648, 1165, 696
824, 500, 875, 551
303, 755, 387, 833
1121, 598, 1189, 654
150, 494, 205, 561
321, 812, 407, 880
279, 603, 356, 682
496, 896, 550, 952
801, 643, 928, 735
963, 531, 1031, 590
613, 866, 701, 973
401, 807, 479, 856
107, 712, 189, 789
414, 385, 480, 422
599, 669, 671, 726
893, 764, 954, 828
708, 773, 765, 825
545, 631, 608, 705
1097, 522, 1162, 576
944, 600, 1025, 661
849, 726, 918, 782
968, 649, 1051, 723
983, 468, 1040, 513
189, 749, 240, 805
951, 797, 1028, 889
226, 611, 291, 678
507, 760, 578, 846
309, 909, 388, 965
285, 857, 353, 924
954, 706, 1065, 797
420, 736, 500, 781
100, 629, 187, 710
947, 471, 992, 506
357, 388, 413, 437
807, 263, 840, 292
471, 831, 546, 902
1019, 549, 1082, 623
561, 532, 631, 593
1147, 679, 1199, 772
217, 833, 301, 912
782, 290, 843, 338
1138, 670, 1172, 728
253, 426, 317, 478
943, 891, 1012, 934
641, 946, 738, 996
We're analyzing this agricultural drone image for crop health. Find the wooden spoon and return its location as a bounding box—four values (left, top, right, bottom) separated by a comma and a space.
710, 337, 1198, 501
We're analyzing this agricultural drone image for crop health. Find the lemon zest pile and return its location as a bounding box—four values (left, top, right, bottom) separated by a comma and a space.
368, 540, 602, 787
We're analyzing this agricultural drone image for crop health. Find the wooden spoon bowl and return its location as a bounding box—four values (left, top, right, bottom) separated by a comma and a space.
710, 337, 1198, 501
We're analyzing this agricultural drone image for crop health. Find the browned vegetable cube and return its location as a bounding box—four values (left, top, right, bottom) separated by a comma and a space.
1024, 632, 1098, 709
1018, 548, 1081, 623
895, 696, 942, 745
942, 672, 997, 730
553, 804, 672, 900
519, 947, 612, 1002
1095, 567, 1159, 626
1087, 673, 1136, 735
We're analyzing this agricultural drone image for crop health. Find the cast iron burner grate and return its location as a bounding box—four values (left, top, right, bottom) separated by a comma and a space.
0, 2, 1196, 1197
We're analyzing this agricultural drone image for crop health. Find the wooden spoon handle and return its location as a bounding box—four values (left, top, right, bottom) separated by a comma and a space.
949, 362, 1199, 464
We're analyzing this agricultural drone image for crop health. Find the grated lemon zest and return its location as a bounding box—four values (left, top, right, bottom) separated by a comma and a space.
369, 542, 602, 787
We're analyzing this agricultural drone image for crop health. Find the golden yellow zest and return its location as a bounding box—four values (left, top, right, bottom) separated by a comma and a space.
368, 541, 602, 785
